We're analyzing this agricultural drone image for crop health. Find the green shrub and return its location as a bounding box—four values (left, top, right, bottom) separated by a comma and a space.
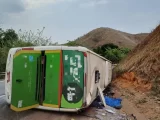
0, 47, 9, 72
93, 43, 131, 63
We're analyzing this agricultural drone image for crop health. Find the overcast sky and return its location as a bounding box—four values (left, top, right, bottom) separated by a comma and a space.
0, 0, 160, 43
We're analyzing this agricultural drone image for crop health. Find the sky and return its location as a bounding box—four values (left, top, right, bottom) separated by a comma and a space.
0, 0, 160, 44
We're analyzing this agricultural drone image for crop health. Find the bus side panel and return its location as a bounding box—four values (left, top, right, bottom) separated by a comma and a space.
86, 52, 108, 106
108, 62, 112, 83
61, 50, 84, 108
105, 61, 111, 87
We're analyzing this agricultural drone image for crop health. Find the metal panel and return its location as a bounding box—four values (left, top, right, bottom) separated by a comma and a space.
43, 50, 61, 108
11, 50, 41, 111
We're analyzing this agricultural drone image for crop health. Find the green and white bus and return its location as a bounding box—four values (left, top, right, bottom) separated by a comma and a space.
5, 46, 112, 112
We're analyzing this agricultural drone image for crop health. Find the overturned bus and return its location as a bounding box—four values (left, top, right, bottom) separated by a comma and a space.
5, 46, 112, 112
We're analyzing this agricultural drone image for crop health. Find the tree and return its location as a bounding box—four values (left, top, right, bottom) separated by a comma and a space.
18, 27, 53, 46
0, 28, 18, 48
0, 47, 10, 72
0, 27, 54, 72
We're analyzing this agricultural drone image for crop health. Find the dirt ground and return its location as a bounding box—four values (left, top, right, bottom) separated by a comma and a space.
112, 72, 160, 120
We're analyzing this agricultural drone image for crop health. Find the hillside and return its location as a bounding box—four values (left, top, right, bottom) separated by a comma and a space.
112, 25, 160, 120
116, 25, 160, 82
75, 27, 148, 49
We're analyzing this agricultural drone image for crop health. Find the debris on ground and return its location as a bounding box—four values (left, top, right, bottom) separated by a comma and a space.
88, 85, 137, 120
104, 96, 122, 109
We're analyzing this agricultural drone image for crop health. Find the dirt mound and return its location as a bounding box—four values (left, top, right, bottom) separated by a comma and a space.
113, 72, 152, 92
75, 27, 148, 49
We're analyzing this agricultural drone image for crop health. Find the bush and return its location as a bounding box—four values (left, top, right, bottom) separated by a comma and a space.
0, 28, 18, 48
93, 43, 131, 63
0, 47, 10, 72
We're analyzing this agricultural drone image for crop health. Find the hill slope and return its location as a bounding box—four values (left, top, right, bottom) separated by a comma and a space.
116, 24, 160, 82
75, 27, 148, 49
112, 25, 160, 120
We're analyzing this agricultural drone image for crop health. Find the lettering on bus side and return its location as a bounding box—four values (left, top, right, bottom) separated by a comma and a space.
62, 52, 84, 103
